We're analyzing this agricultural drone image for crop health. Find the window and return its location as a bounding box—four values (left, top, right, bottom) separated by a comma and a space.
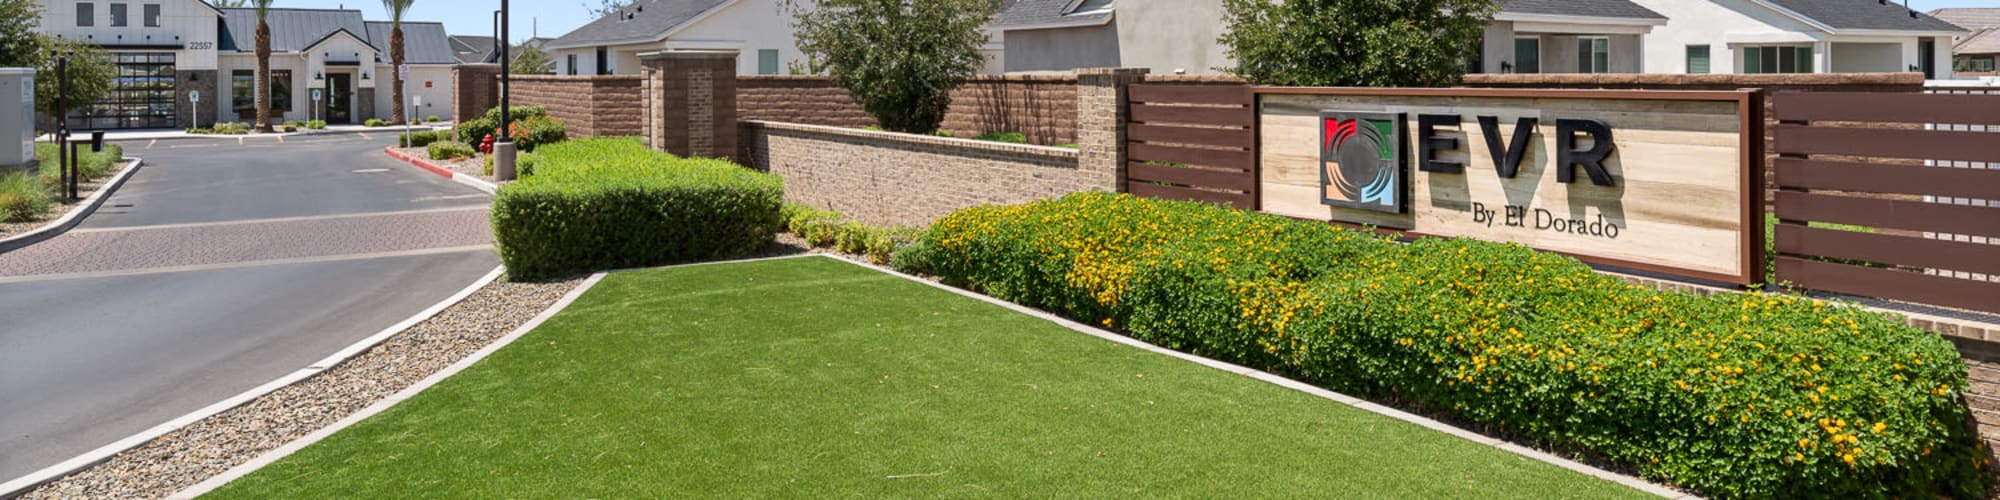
76, 3, 93, 27
1577, 37, 1609, 73
144, 4, 160, 27
1687, 45, 1711, 74
1513, 37, 1540, 74
232, 69, 293, 113
595, 47, 609, 75
1976, 58, 1997, 72
566, 54, 577, 75
758, 49, 780, 75
67, 52, 177, 129
1744, 46, 1813, 74
110, 3, 127, 27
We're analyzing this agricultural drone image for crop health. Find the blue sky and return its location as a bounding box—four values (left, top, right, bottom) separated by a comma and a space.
264, 0, 2000, 43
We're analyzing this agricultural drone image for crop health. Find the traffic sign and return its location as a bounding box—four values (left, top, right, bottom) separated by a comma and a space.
189, 90, 200, 103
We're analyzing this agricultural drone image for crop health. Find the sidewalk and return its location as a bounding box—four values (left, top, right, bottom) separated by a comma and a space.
38, 123, 454, 143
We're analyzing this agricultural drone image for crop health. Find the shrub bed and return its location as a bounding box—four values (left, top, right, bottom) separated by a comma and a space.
399, 130, 443, 148
428, 141, 475, 161
780, 204, 923, 265
491, 138, 783, 281
908, 192, 1989, 498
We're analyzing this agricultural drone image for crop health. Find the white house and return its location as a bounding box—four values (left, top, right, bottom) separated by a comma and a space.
32, 1, 458, 129
1629, 0, 1962, 77
546, 0, 1006, 76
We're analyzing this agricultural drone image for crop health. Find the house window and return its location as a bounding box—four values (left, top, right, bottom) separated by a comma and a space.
1975, 58, 1997, 72
566, 54, 578, 75
76, 3, 94, 27
1687, 45, 1711, 74
1513, 37, 1540, 74
110, 3, 127, 27
758, 49, 780, 75
1577, 37, 1609, 73
232, 69, 294, 113
144, 4, 160, 27
1744, 46, 1813, 74
595, 47, 609, 75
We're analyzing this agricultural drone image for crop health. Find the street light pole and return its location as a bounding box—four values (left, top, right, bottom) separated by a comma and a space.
494, 0, 517, 181
53, 51, 70, 201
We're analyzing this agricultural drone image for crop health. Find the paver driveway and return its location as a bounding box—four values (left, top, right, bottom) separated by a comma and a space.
0, 133, 499, 481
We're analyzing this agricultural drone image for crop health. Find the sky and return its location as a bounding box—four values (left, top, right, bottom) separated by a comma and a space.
259, 0, 2000, 43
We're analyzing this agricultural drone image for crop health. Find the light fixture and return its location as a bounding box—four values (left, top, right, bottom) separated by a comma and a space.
363, 72, 371, 80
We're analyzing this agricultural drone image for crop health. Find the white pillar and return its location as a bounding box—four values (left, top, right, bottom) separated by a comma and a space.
1816, 41, 1833, 73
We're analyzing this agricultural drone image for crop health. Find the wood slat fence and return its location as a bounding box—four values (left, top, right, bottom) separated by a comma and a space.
1124, 84, 1259, 210
1771, 91, 2000, 314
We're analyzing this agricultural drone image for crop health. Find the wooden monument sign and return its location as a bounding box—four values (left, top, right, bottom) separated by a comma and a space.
1256, 88, 1764, 285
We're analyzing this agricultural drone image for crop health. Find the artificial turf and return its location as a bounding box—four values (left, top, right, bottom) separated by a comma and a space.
207, 256, 1651, 499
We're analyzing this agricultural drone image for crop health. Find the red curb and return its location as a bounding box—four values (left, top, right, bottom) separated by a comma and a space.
385, 146, 456, 180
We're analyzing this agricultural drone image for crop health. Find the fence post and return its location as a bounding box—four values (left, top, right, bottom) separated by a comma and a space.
1076, 68, 1149, 193
639, 51, 740, 162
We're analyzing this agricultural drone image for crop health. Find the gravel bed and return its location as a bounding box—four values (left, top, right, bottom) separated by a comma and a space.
392, 147, 497, 185
20, 274, 584, 500
0, 164, 125, 241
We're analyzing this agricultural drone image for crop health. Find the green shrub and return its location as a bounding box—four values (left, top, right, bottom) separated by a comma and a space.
398, 130, 443, 148
364, 118, 388, 127
185, 127, 212, 135
916, 192, 1989, 498
426, 115, 440, 123
483, 155, 494, 177
283, 125, 299, 133
455, 118, 495, 144
482, 105, 546, 126
282, 120, 306, 129
0, 173, 54, 222
306, 120, 326, 130
779, 203, 923, 265
491, 138, 784, 281
973, 131, 1027, 144
506, 115, 567, 152
35, 142, 124, 181
212, 122, 250, 135
428, 141, 476, 161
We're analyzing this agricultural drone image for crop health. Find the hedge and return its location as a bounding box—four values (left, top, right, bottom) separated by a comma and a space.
491, 138, 783, 281
399, 130, 443, 148
428, 141, 475, 161
907, 192, 1989, 498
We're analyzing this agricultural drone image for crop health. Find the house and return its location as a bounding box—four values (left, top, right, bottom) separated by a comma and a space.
1630, 0, 1963, 78
31, 0, 459, 129
995, 0, 1963, 78
546, 0, 808, 76
1933, 8, 2000, 74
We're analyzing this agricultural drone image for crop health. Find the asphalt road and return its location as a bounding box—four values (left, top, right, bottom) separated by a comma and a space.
0, 133, 499, 481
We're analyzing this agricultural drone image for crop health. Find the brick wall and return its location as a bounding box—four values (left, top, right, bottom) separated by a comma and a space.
642, 52, 738, 162
507, 75, 645, 138
742, 121, 1105, 228
737, 74, 1082, 146
452, 64, 500, 124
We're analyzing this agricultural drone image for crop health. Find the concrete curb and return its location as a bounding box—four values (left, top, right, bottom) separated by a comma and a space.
168, 270, 610, 499
56, 125, 453, 144
0, 266, 506, 499
383, 147, 499, 195
813, 254, 1698, 499
0, 157, 144, 256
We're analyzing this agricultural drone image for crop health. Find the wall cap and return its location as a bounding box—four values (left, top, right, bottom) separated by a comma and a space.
1463, 72, 1926, 87
639, 50, 740, 60
744, 120, 1081, 161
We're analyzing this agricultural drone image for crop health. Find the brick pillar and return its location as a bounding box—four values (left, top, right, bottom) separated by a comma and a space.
452, 64, 500, 122
1076, 68, 1149, 192
640, 51, 740, 162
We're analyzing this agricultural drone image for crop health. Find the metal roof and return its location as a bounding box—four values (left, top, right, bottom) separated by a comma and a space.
546, 0, 733, 49
1761, 0, 1964, 32
366, 21, 458, 65
215, 8, 456, 64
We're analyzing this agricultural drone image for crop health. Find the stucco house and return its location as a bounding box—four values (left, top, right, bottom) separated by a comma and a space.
547, 0, 1005, 76
32, 1, 458, 129
1933, 8, 2000, 74
996, 0, 1963, 78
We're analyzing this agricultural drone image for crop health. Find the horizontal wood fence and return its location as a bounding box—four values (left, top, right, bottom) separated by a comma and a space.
1124, 84, 1258, 210
1771, 91, 2000, 314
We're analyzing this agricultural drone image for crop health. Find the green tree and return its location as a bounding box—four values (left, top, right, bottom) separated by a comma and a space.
253, 0, 276, 133
511, 42, 555, 75
786, 0, 1001, 134
583, 0, 632, 17
1220, 0, 1497, 87
383, 0, 417, 125
35, 41, 116, 132
0, 0, 44, 68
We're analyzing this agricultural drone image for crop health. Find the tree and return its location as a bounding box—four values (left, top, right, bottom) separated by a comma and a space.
383, 0, 416, 125
1220, 0, 1497, 87
583, 0, 632, 17
787, 0, 1001, 134
0, 0, 44, 68
511, 42, 555, 75
34, 41, 116, 133
253, 0, 276, 133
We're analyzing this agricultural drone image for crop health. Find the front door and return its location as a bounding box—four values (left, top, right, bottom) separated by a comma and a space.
1919, 39, 1937, 79
327, 74, 353, 124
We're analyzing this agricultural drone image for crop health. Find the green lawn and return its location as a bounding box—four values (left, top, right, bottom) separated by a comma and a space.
208, 257, 1651, 499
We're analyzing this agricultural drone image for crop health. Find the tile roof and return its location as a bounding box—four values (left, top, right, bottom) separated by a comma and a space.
1958, 28, 2000, 56
1931, 8, 2000, 30
1499, 0, 1665, 20
1762, 0, 1964, 32
546, 0, 733, 49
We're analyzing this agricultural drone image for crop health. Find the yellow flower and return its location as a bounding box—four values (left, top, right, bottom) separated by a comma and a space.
1872, 422, 1887, 434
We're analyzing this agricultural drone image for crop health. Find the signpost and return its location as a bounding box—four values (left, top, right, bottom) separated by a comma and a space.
311, 88, 322, 127
189, 90, 201, 130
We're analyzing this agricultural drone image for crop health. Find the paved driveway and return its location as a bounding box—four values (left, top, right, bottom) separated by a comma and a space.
0, 133, 499, 481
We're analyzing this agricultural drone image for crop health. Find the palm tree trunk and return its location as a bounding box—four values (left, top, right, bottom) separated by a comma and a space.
255, 21, 274, 133
390, 28, 406, 125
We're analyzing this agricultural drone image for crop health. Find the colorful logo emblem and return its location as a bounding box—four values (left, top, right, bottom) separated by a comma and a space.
1320, 112, 1407, 214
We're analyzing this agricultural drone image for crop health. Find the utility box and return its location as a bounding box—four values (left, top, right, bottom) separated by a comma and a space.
0, 68, 31, 175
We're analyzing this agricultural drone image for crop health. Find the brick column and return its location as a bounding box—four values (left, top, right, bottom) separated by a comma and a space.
1076, 68, 1148, 192
639, 51, 740, 162
452, 64, 500, 123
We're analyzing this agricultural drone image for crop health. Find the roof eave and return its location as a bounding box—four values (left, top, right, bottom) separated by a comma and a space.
1494, 12, 1668, 27
996, 13, 1115, 33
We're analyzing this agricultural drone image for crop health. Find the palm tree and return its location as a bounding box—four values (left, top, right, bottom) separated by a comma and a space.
252, 0, 275, 133
383, 0, 416, 125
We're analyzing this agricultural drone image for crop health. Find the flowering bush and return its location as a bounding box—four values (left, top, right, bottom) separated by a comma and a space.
915, 192, 1989, 498
506, 115, 567, 152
